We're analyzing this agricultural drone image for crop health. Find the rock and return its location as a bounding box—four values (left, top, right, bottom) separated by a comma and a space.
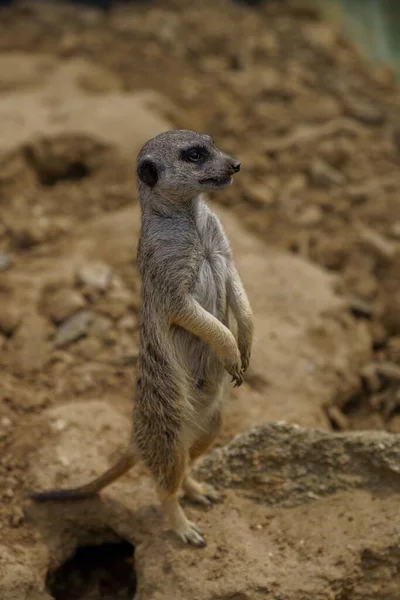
296, 205, 323, 227
383, 291, 400, 335
134, 423, 400, 600
7, 217, 48, 249
247, 182, 275, 206
54, 310, 93, 347
309, 157, 344, 187
6, 315, 50, 374
0, 255, 12, 271
96, 287, 134, 319
89, 314, 114, 341
44, 288, 86, 324
343, 96, 386, 126
319, 138, 352, 168
76, 261, 112, 292
302, 22, 337, 51
388, 414, 400, 433
389, 221, 400, 240
0, 303, 21, 335
117, 314, 138, 332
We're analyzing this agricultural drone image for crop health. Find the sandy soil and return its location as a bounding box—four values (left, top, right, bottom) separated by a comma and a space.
1, 1, 400, 599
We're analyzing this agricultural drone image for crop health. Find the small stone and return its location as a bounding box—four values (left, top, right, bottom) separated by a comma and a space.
390, 222, 400, 240
54, 310, 93, 347
76, 261, 112, 292
7, 315, 50, 374
51, 418, 68, 432
9, 507, 23, 527
344, 96, 386, 126
302, 22, 337, 51
1, 417, 11, 427
75, 337, 102, 359
118, 314, 138, 332
0, 255, 12, 271
89, 314, 114, 341
309, 158, 344, 188
96, 287, 134, 320
0, 303, 21, 335
248, 183, 275, 206
296, 205, 323, 227
383, 292, 400, 335
46, 288, 86, 324
388, 415, 400, 434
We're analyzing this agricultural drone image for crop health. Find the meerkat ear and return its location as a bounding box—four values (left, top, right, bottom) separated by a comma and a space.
137, 158, 158, 187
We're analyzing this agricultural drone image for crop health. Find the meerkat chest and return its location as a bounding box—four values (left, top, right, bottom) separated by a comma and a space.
194, 237, 228, 318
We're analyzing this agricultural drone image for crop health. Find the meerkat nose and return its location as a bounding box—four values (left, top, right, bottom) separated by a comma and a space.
231, 160, 241, 173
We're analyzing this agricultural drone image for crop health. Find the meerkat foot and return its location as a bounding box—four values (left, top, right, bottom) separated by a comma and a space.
183, 476, 221, 506
162, 494, 207, 547
176, 519, 206, 547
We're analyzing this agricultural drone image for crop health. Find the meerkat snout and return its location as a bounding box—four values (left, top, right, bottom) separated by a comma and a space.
230, 160, 241, 174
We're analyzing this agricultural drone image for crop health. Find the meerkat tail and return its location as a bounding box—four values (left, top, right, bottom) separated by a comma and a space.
27, 450, 136, 502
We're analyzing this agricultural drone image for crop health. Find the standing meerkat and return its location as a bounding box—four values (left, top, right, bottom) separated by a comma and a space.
29, 130, 253, 547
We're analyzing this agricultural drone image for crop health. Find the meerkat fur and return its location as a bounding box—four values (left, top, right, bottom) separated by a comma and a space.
28, 130, 254, 547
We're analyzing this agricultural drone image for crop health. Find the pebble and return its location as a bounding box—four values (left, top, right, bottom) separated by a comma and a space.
97, 287, 133, 320
296, 205, 323, 227
390, 222, 400, 240
51, 418, 68, 432
54, 310, 93, 347
46, 288, 86, 324
388, 415, 400, 434
0, 303, 21, 336
248, 183, 275, 206
309, 157, 344, 188
0, 255, 12, 271
117, 314, 138, 332
76, 261, 112, 292
7, 314, 50, 374
344, 96, 386, 126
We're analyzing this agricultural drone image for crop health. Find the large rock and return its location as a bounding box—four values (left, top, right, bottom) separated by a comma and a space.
136, 423, 400, 600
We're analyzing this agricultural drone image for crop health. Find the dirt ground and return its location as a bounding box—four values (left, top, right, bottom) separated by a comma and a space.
1, 1, 400, 599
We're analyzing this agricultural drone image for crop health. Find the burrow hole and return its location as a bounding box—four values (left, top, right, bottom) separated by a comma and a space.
46, 539, 136, 600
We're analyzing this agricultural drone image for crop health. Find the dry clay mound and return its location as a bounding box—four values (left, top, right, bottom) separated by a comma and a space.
20, 416, 400, 600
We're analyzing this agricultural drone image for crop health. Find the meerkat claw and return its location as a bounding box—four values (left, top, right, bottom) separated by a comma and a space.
177, 522, 207, 547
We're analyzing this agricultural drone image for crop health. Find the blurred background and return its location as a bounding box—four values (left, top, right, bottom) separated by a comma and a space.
1, 1, 400, 599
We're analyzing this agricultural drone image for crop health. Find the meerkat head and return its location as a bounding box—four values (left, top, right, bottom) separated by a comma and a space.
136, 130, 241, 203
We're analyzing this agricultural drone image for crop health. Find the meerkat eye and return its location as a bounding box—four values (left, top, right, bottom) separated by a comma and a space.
181, 146, 208, 164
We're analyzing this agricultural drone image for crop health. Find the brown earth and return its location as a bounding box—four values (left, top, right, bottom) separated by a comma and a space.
1, 1, 400, 599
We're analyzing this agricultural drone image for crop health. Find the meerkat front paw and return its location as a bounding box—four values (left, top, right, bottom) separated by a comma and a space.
239, 344, 251, 373
238, 328, 253, 374
224, 351, 243, 387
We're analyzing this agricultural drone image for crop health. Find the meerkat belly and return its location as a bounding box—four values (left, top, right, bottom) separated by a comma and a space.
172, 252, 228, 395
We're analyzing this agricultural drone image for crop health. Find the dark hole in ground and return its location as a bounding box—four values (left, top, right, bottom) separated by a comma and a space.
47, 540, 136, 600
38, 161, 90, 186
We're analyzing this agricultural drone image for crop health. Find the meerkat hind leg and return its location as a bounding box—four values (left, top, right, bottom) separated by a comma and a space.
182, 412, 222, 506
157, 446, 206, 547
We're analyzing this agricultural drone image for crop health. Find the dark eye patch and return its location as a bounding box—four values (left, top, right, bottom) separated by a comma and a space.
180, 145, 209, 164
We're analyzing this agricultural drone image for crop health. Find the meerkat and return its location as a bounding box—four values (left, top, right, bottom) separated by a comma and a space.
28, 130, 253, 547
